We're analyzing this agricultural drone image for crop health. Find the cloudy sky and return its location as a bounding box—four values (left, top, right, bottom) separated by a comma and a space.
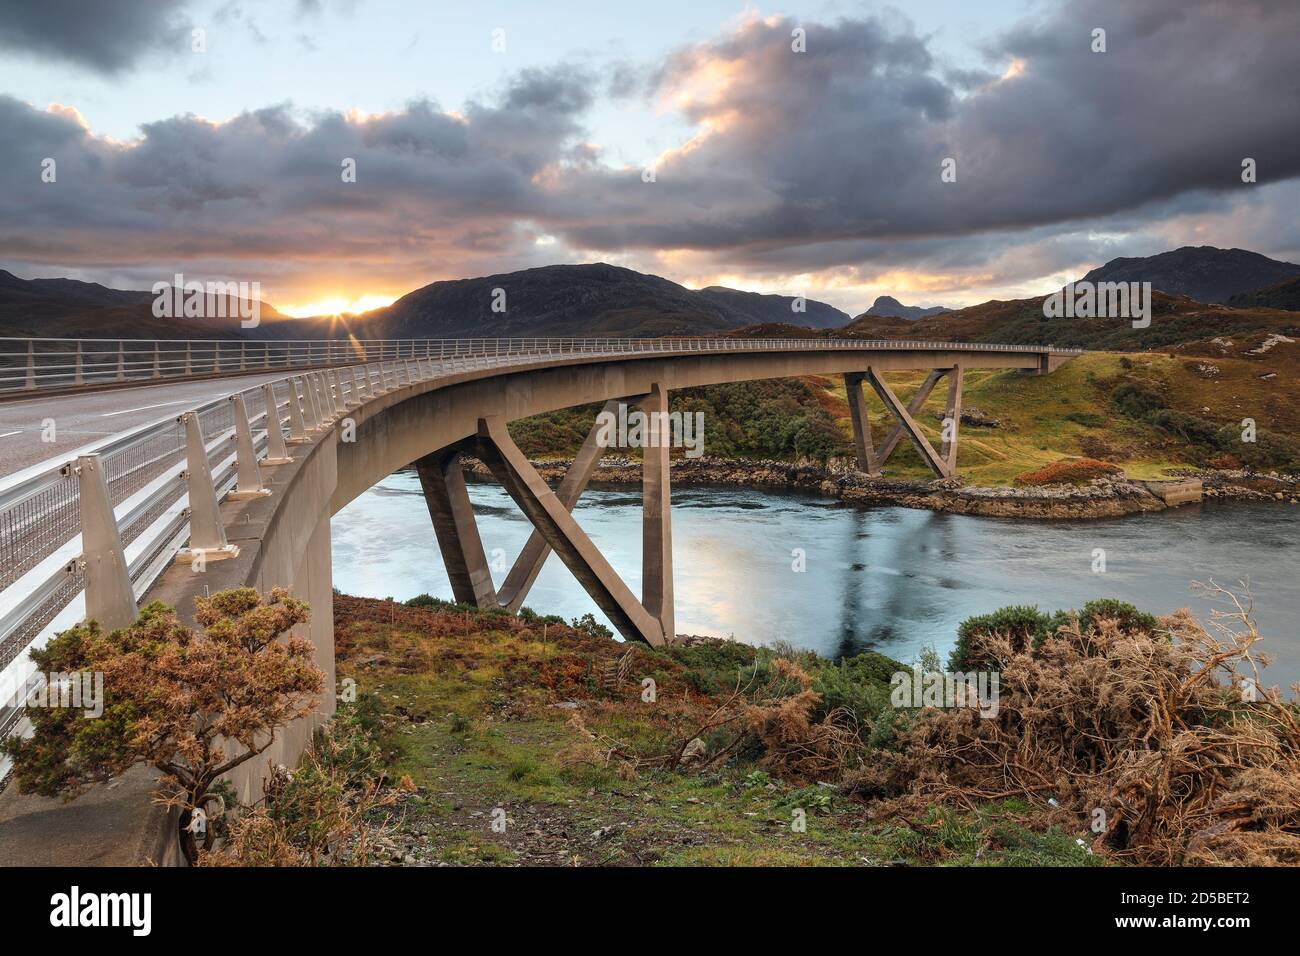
1, 0, 1298, 316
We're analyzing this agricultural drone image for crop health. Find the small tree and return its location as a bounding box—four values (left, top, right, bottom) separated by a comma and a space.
2, 587, 324, 863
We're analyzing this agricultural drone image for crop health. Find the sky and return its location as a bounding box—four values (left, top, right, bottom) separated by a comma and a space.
1, 0, 1298, 317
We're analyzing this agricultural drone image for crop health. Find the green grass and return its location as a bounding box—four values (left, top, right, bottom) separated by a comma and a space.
342, 600, 1101, 867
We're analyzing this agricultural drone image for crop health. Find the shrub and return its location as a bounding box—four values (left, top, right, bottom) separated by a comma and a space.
1146, 409, 1219, 446
518, 606, 565, 627
950, 605, 1054, 670
1206, 452, 1243, 470
569, 613, 613, 640
666, 639, 760, 695
2, 588, 324, 864
1076, 599, 1159, 636
860, 588, 1300, 865
1111, 382, 1166, 418
200, 698, 394, 867
1013, 458, 1123, 486
1214, 425, 1300, 471
1064, 411, 1106, 428
810, 656, 898, 742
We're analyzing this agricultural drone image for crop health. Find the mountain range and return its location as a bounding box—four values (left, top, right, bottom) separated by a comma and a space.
0, 269, 284, 339
3, 246, 1300, 342
299, 263, 851, 339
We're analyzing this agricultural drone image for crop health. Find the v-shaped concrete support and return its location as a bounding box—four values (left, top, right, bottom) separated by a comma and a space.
496, 398, 626, 612
473, 415, 668, 647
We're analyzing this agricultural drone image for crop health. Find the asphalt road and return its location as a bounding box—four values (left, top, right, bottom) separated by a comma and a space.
0, 371, 295, 481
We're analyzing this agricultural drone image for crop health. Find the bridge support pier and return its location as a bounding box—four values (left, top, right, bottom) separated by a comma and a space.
844, 372, 880, 476
640, 384, 674, 642
472, 416, 668, 647
415, 446, 498, 608
846, 366, 963, 479
496, 398, 624, 612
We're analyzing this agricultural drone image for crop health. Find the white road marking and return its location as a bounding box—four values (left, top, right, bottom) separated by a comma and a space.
101, 400, 189, 418
0, 430, 22, 439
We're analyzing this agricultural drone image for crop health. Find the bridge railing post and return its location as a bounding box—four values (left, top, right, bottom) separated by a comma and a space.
312, 372, 333, 423
177, 411, 238, 565
261, 382, 294, 464
229, 392, 271, 499
286, 377, 310, 443
73, 453, 138, 631
303, 374, 324, 430
328, 368, 346, 415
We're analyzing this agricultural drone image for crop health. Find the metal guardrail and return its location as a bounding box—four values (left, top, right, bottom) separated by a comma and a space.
0, 336, 1077, 393
0, 335, 1080, 753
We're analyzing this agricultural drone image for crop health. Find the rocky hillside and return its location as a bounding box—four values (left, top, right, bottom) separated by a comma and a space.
0, 269, 282, 339
1229, 274, 1300, 312
836, 289, 1300, 353
1079, 246, 1300, 304
258, 263, 848, 339
865, 295, 949, 321
0, 263, 847, 340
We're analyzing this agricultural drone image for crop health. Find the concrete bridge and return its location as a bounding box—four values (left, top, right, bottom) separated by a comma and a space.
0, 335, 1076, 860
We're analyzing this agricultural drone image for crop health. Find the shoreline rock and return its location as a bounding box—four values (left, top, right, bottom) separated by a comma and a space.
458, 455, 1297, 520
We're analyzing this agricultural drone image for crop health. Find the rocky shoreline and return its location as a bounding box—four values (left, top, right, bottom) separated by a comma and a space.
463, 456, 1300, 520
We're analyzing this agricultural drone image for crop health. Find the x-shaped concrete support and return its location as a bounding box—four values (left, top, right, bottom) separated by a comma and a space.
412, 394, 675, 647
472, 415, 669, 647
844, 365, 964, 478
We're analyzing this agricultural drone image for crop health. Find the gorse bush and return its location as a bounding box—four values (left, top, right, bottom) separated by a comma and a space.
1013, 458, 1122, 486
1111, 382, 1166, 418
949, 605, 1054, 670
856, 587, 1300, 865
569, 613, 613, 639
949, 599, 1163, 670
200, 697, 395, 867
1110, 380, 1299, 469
2, 587, 324, 864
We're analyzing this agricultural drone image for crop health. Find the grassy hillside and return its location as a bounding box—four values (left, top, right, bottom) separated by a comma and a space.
507, 341, 1299, 484
821, 349, 1299, 482
307, 591, 1299, 867
331, 595, 1096, 866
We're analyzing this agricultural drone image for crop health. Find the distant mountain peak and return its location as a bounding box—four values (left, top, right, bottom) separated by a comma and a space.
1080, 246, 1300, 304
865, 295, 950, 321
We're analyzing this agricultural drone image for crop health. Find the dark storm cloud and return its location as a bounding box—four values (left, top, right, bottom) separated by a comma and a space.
0, 0, 192, 74
0, 63, 594, 278
547, 0, 1300, 266
3, 0, 1300, 302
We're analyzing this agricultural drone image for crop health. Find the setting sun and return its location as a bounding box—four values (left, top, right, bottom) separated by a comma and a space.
277, 293, 397, 318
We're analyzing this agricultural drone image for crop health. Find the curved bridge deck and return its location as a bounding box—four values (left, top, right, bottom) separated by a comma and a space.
0, 336, 1078, 840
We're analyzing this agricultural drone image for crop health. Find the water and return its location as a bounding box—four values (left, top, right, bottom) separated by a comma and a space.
332, 471, 1300, 690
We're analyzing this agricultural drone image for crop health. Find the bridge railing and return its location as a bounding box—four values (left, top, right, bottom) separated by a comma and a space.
0, 335, 1079, 394
0, 336, 1081, 762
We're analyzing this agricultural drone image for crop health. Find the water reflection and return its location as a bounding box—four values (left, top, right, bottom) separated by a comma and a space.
332, 470, 1300, 689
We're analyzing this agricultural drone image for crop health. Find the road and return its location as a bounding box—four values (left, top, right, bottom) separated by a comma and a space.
0, 371, 295, 480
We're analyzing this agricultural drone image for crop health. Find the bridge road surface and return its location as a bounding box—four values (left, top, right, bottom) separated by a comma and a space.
0, 370, 299, 480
